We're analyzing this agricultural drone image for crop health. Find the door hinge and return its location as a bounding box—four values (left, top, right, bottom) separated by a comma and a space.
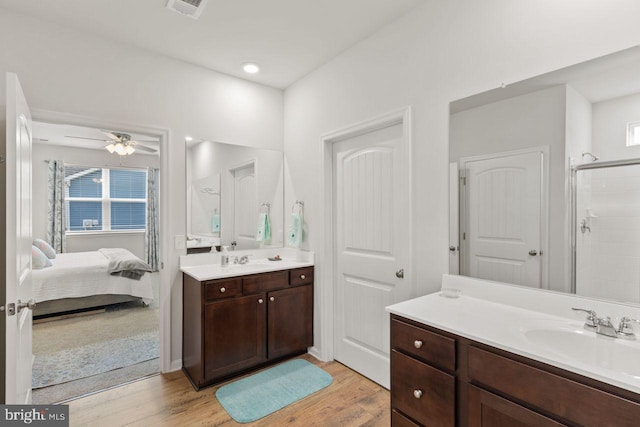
463, 232, 466, 240
0, 154, 5, 163
460, 176, 466, 186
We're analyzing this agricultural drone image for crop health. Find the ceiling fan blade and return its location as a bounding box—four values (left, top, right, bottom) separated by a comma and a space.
133, 143, 158, 153
64, 135, 108, 142
100, 130, 120, 140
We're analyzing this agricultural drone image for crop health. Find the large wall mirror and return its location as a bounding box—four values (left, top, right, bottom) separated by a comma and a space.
186, 140, 284, 252
449, 46, 640, 305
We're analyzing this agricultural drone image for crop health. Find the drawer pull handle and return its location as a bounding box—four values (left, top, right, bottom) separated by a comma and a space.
300, 274, 306, 280
269, 296, 275, 302
220, 287, 226, 293
414, 340, 423, 349
258, 298, 264, 304
413, 389, 423, 399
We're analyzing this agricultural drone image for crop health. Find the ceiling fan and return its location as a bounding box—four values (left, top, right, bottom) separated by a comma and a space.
65, 130, 158, 155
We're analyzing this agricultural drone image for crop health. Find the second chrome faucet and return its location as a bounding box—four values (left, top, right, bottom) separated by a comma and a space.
572, 307, 639, 339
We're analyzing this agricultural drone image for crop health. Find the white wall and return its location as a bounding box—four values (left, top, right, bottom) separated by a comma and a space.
450, 86, 567, 290
593, 92, 640, 160
32, 142, 160, 259
284, 0, 640, 360
0, 9, 284, 368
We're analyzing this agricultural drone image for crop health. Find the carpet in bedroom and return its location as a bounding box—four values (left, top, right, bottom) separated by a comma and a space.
32, 277, 160, 404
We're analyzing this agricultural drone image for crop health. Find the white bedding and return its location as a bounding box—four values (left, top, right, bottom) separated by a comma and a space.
32, 251, 154, 303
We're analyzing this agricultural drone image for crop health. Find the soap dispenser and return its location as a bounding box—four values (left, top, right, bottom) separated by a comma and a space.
220, 246, 229, 267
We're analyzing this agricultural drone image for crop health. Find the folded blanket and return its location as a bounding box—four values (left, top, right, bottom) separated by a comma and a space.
98, 248, 153, 280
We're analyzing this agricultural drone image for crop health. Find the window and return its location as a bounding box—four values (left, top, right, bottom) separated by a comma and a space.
65, 166, 147, 232
627, 121, 640, 147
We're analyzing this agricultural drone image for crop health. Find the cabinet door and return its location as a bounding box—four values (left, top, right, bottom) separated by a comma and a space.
468, 385, 566, 427
204, 294, 267, 381
268, 284, 313, 359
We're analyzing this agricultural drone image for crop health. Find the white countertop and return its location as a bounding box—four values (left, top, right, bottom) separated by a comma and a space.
179, 248, 314, 281
386, 274, 640, 395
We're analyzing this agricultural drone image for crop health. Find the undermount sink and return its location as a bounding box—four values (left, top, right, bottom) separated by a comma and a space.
521, 321, 640, 378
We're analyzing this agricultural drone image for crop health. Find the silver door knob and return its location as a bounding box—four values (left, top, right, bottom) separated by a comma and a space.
449, 246, 457, 252
258, 298, 264, 304
529, 250, 538, 256
396, 269, 404, 279
220, 287, 226, 293
414, 340, 423, 349
413, 389, 423, 399
269, 296, 275, 302
17, 299, 36, 312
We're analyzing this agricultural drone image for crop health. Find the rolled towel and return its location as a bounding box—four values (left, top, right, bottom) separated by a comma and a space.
288, 212, 303, 247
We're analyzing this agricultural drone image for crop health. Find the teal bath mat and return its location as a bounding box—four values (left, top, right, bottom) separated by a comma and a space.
215, 359, 333, 423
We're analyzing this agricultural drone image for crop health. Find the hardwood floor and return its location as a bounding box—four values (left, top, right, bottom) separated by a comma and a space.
67, 354, 391, 426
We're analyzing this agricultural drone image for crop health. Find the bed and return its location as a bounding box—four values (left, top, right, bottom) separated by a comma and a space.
32, 248, 154, 317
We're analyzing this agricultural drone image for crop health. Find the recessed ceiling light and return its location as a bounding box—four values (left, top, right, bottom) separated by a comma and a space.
243, 63, 260, 74
185, 136, 193, 142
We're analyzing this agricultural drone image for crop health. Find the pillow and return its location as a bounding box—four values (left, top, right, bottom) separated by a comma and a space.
32, 245, 52, 270
33, 238, 56, 259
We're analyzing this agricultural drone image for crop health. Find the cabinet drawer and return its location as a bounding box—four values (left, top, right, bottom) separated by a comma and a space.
468, 346, 640, 427
391, 350, 455, 427
391, 409, 421, 427
289, 267, 313, 287
243, 270, 289, 295
391, 318, 455, 371
204, 278, 242, 301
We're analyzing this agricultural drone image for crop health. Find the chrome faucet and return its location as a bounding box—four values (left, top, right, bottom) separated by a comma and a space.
234, 255, 251, 264
572, 308, 638, 339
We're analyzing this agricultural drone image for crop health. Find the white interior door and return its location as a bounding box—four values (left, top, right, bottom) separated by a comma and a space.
333, 120, 410, 389
462, 151, 543, 288
3, 72, 34, 404
233, 163, 256, 248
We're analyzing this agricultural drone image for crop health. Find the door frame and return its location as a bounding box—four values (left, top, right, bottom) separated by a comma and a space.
319, 106, 412, 363
458, 146, 549, 289
29, 108, 172, 373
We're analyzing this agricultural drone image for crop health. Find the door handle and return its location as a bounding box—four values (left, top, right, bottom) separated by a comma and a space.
395, 269, 404, 279
17, 299, 36, 313
528, 250, 538, 256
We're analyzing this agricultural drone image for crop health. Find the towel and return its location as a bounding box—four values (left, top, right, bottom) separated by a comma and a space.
288, 212, 303, 247
256, 212, 271, 242
211, 213, 221, 234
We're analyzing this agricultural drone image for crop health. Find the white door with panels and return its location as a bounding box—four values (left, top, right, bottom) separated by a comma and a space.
232, 163, 257, 248
333, 118, 411, 388
462, 151, 543, 288
3, 73, 35, 403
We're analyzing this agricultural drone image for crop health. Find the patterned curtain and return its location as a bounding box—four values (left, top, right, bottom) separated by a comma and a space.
47, 160, 66, 253
145, 167, 160, 271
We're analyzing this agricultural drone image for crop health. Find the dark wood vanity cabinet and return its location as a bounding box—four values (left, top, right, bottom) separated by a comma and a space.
183, 266, 313, 390
390, 314, 640, 427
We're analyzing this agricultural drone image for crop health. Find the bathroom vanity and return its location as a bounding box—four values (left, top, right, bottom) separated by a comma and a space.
387, 275, 640, 427
181, 254, 313, 390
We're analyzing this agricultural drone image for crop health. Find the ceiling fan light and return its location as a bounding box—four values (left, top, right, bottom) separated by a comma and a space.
125, 145, 136, 155
114, 142, 126, 155
106, 143, 116, 153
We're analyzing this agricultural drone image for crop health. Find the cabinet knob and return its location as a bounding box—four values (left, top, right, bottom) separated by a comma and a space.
258, 298, 264, 304
300, 274, 306, 280
269, 296, 275, 302
413, 389, 423, 399
220, 287, 226, 293
414, 340, 423, 349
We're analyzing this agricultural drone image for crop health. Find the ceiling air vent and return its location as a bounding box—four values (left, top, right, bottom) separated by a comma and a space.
166, 0, 209, 19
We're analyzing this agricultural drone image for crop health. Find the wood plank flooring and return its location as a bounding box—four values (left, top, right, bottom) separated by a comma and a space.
67, 354, 391, 426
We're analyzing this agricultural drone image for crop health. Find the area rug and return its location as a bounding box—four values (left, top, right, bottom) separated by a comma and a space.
32, 331, 159, 389
215, 359, 333, 423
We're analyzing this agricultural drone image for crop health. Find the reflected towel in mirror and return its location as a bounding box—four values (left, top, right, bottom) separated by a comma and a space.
256, 212, 271, 242
211, 213, 221, 234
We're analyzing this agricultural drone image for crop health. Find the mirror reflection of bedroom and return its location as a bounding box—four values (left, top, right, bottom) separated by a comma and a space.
30, 121, 161, 404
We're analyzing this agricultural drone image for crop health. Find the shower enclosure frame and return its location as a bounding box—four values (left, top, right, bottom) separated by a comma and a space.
570, 157, 640, 293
